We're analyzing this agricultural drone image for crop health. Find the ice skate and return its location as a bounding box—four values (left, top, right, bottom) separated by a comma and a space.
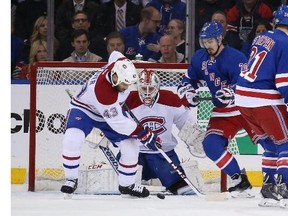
258, 183, 279, 207
228, 169, 254, 198
276, 175, 288, 209
119, 183, 150, 198
61, 178, 78, 199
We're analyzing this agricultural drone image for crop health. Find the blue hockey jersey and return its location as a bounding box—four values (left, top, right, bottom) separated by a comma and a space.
182, 45, 248, 117
235, 29, 288, 107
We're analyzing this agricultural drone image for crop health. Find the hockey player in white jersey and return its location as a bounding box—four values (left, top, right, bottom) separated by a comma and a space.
61, 51, 161, 198
124, 69, 205, 195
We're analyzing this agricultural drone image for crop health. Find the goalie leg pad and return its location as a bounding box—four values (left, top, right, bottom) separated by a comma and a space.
139, 150, 184, 189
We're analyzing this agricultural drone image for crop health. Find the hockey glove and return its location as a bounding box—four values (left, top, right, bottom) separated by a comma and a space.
137, 126, 161, 151
215, 87, 235, 105
177, 83, 200, 107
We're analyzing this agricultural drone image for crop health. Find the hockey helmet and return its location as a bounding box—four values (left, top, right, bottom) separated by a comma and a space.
274, 4, 288, 26
199, 21, 224, 48
137, 69, 160, 106
111, 59, 138, 87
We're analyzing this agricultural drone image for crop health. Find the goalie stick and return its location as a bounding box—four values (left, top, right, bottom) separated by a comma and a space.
122, 103, 230, 201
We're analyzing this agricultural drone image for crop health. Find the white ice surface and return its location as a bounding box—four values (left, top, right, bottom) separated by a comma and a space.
11, 186, 288, 216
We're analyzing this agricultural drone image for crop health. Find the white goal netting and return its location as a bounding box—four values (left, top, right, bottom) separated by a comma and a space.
29, 62, 239, 193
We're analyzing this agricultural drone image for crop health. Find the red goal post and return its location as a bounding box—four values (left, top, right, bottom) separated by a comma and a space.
29, 61, 231, 193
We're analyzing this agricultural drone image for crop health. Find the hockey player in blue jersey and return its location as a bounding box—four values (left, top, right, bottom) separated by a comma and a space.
177, 21, 264, 198
235, 4, 288, 208
61, 51, 161, 198
120, 6, 162, 61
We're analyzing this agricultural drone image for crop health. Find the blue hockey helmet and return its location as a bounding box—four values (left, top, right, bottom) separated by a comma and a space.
274, 4, 288, 26
199, 21, 225, 48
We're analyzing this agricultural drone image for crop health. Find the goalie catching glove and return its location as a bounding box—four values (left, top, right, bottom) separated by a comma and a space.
137, 126, 161, 151
178, 121, 206, 158
177, 83, 200, 107
215, 87, 234, 105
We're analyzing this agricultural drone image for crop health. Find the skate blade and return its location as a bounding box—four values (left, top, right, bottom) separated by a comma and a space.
63, 193, 73, 200
280, 199, 288, 209
258, 198, 279, 207
230, 189, 255, 198
120, 194, 149, 199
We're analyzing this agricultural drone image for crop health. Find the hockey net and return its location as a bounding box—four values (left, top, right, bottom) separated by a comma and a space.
29, 61, 239, 194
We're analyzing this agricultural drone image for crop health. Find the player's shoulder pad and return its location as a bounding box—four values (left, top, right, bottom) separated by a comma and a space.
125, 91, 143, 109
95, 75, 118, 105
158, 89, 182, 108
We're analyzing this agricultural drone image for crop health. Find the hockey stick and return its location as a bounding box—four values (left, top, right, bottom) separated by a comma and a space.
122, 103, 207, 198
197, 96, 234, 102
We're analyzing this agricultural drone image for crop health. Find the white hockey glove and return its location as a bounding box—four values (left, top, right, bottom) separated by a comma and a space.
215, 87, 235, 105
137, 126, 162, 151
177, 83, 200, 107
178, 121, 206, 158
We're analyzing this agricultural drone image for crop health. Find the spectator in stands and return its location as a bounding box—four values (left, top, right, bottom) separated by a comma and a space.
14, 0, 47, 41
146, 0, 186, 35
227, 0, 273, 48
167, 19, 186, 60
149, 35, 184, 63
120, 6, 162, 61
211, 10, 243, 49
63, 29, 103, 62
105, 31, 125, 60
18, 39, 48, 80
55, 11, 107, 61
96, 0, 142, 37
55, 0, 100, 43
27, 16, 59, 62
240, 19, 272, 58
195, 0, 228, 50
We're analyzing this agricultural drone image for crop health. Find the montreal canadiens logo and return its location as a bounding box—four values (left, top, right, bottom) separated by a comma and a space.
140, 116, 167, 134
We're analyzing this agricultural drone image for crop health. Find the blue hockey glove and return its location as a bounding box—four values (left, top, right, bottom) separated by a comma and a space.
137, 126, 161, 151
215, 88, 234, 105
177, 83, 200, 107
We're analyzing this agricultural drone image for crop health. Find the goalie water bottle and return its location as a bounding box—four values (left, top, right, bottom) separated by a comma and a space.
135, 53, 143, 61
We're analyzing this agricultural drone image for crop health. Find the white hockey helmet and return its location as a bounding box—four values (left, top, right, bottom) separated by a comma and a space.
110, 59, 138, 87
137, 69, 160, 106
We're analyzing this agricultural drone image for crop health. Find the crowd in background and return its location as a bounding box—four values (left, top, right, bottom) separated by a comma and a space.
11, 0, 286, 80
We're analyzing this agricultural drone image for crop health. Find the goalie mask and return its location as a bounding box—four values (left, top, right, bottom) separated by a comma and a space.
110, 59, 138, 87
138, 69, 160, 106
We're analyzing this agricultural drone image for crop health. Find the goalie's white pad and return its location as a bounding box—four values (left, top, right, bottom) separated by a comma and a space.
178, 121, 206, 158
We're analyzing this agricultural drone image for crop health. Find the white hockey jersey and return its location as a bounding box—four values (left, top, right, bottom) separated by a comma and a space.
125, 89, 196, 153
69, 51, 141, 137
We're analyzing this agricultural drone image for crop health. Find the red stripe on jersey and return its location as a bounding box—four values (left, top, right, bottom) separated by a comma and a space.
277, 159, 288, 167
62, 155, 80, 160
235, 89, 283, 99
119, 162, 138, 168
262, 158, 277, 167
275, 77, 288, 84
216, 151, 232, 169
157, 90, 182, 108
